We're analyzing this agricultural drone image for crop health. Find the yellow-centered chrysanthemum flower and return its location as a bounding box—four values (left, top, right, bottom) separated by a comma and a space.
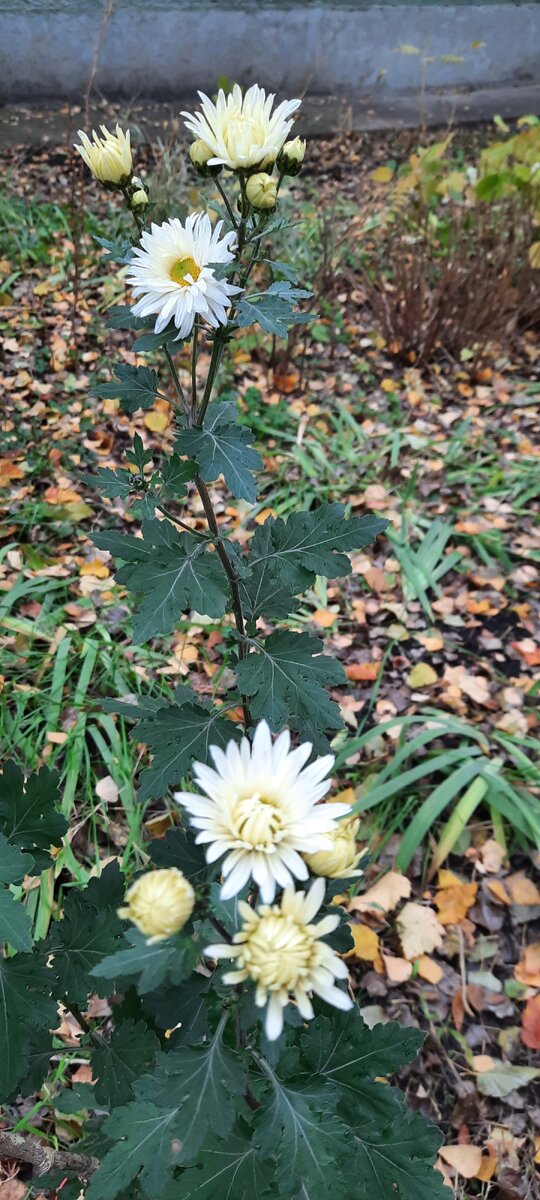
303, 814, 363, 879
206, 877, 353, 1039
182, 84, 301, 171
75, 124, 133, 186
117, 867, 195, 942
126, 213, 242, 341
246, 172, 278, 210
174, 720, 352, 903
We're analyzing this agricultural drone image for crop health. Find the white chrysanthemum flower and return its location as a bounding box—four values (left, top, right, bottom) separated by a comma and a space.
182, 84, 301, 171
126, 213, 242, 341
206, 878, 353, 1039
117, 867, 195, 943
75, 124, 133, 186
174, 720, 352, 903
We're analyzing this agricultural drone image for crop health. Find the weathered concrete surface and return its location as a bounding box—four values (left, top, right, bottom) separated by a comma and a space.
0, 4, 538, 103
2, 86, 540, 149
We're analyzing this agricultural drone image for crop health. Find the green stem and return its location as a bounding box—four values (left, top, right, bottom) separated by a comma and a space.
215, 176, 238, 228
191, 322, 199, 419
196, 334, 225, 427
155, 503, 208, 539
164, 346, 188, 415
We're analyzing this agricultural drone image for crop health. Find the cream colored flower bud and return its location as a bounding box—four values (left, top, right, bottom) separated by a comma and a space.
74, 124, 133, 187
277, 136, 306, 176
118, 868, 195, 942
189, 139, 221, 177
246, 172, 278, 210
131, 187, 148, 208
304, 815, 363, 879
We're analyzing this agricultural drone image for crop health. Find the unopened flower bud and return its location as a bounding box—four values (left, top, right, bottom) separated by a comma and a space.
189, 139, 221, 177
277, 136, 306, 176
246, 171, 277, 210
75, 124, 133, 187
304, 815, 363, 879
130, 187, 148, 208
118, 868, 195, 942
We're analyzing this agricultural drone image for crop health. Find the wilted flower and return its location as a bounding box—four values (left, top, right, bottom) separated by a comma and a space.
206, 877, 353, 1039
182, 84, 300, 171
304, 814, 363, 879
277, 135, 306, 176
246, 172, 278, 210
75, 124, 133, 187
126, 213, 241, 341
174, 720, 352, 903
118, 868, 195, 942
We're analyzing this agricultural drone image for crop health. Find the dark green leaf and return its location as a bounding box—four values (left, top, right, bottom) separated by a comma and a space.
136, 699, 240, 801
235, 283, 312, 337
0, 832, 34, 884
86, 1101, 183, 1200
95, 236, 134, 265
236, 631, 345, 744
54, 1083, 100, 1114
148, 826, 209, 884
0, 761, 67, 863
133, 324, 180, 353
176, 403, 261, 503
255, 1059, 348, 1199
93, 928, 199, 995
249, 505, 389, 589
179, 1122, 274, 1199
300, 1010, 425, 1083
0, 889, 33, 951
93, 365, 161, 413
142, 971, 211, 1038
135, 1015, 245, 1163
0, 954, 57, 1099
93, 1020, 160, 1108
351, 1109, 446, 1200
82, 467, 133, 500
106, 304, 146, 331
94, 519, 229, 642
48, 864, 126, 1004
159, 455, 198, 499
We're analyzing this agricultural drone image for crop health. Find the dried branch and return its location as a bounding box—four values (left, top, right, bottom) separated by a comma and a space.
0, 1131, 99, 1180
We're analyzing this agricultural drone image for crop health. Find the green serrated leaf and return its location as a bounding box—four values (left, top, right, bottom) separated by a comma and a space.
0, 831, 34, 884
301, 1010, 425, 1082
142, 970, 211, 1038
82, 467, 133, 500
48, 864, 126, 1004
235, 283, 312, 337
0, 762, 67, 866
95, 236, 134, 265
94, 519, 229, 642
0, 889, 33, 951
135, 1015, 245, 1163
136, 700, 241, 800
93, 928, 199, 994
351, 1109, 446, 1200
93, 364, 161, 413
0, 954, 57, 1099
93, 1020, 160, 1108
179, 1122, 275, 1199
176, 403, 261, 503
159, 454, 198, 498
148, 826, 209, 884
249, 505, 389, 588
236, 631, 345, 744
86, 1101, 182, 1200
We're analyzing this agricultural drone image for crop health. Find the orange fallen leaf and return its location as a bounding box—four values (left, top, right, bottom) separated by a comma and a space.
312, 608, 337, 629
521, 995, 540, 1051
273, 368, 300, 394
345, 662, 381, 682
511, 639, 540, 666
80, 558, 110, 579
435, 874, 478, 925
417, 955, 443, 984
347, 924, 380, 961
506, 871, 540, 906
43, 486, 80, 504
487, 879, 511, 905
382, 954, 413, 983
475, 1153, 498, 1182
515, 942, 540, 988
0, 459, 24, 484
349, 870, 411, 916
439, 1144, 482, 1179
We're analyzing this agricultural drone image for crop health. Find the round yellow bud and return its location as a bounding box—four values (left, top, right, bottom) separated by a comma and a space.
304, 816, 363, 879
189, 139, 220, 177
118, 868, 195, 942
277, 136, 306, 176
246, 172, 278, 210
130, 187, 148, 208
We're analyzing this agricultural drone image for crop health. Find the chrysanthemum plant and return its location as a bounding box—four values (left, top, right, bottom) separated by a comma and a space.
0, 87, 446, 1200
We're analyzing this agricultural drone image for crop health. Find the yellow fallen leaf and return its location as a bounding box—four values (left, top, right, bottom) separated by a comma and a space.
396, 903, 445, 960
506, 871, 540, 906
371, 166, 394, 184
347, 924, 380, 961
435, 880, 478, 925
144, 410, 169, 432
417, 955, 443, 985
80, 559, 110, 579
529, 242, 540, 269
349, 870, 411, 916
408, 662, 438, 688
487, 879, 511, 905
475, 1153, 498, 1182
33, 280, 52, 296
439, 1145, 482, 1179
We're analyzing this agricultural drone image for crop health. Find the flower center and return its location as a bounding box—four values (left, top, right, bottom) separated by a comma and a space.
170, 256, 200, 286
232, 793, 284, 850
242, 912, 314, 991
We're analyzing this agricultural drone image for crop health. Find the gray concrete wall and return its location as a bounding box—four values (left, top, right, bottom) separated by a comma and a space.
0, 2, 538, 103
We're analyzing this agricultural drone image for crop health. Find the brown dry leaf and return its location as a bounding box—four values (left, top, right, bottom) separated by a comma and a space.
487, 879, 511, 905
417, 955, 443, 984
273, 367, 300, 394
396, 902, 445, 960
345, 662, 381, 682
478, 839, 505, 874
515, 942, 540, 988
439, 1144, 482, 1179
521, 995, 540, 1050
0, 1180, 27, 1200
95, 775, 119, 805
0, 460, 24, 484
443, 665, 491, 705
347, 924, 380, 961
382, 954, 413, 983
506, 871, 540, 906
435, 873, 478, 925
472, 1054, 495, 1072
475, 1153, 498, 1182
43, 485, 80, 504
349, 870, 411, 916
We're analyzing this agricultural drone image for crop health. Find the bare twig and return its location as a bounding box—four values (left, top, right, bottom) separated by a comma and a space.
0, 1131, 99, 1180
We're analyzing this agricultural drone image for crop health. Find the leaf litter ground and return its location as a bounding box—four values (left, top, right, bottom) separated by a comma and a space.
0, 124, 539, 1196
